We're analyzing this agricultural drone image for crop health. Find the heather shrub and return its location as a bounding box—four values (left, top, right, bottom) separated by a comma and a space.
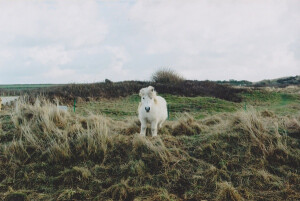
151, 68, 184, 83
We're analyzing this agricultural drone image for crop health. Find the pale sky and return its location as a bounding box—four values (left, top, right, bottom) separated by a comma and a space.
0, 0, 299, 84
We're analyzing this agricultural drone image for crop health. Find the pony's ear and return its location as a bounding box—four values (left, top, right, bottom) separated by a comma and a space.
148, 86, 155, 92
139, 88, 145, 97
148, 86, 157, 98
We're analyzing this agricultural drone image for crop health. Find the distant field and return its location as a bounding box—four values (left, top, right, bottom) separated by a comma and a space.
0, 84, 62, 90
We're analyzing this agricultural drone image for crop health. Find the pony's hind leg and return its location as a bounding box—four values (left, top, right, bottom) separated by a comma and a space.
158, 119, 165, 129
158, 122, 162, 129
151, 121, 158, 137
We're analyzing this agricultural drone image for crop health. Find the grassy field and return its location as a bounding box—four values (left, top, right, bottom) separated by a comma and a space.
0, 87, 299, 200
75, 90, 300, 120
0, 84, 61, 90
75, 94, 238, 120
0, 84, 63, 96
241, 89, 300, 115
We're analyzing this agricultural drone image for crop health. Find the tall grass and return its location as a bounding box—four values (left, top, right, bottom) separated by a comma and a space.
4, 97, 113, 163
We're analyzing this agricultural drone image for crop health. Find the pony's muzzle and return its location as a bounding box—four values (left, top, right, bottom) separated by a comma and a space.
145, 107, 150, 112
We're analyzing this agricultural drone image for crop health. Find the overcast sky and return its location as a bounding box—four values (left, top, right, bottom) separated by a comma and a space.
0, 0, 299, 84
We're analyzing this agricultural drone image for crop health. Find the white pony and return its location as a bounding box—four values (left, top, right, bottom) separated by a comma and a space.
138, 86, 168, 137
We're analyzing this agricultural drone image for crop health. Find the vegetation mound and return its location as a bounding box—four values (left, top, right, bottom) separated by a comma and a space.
151, 68, 184, 84
0, 99, 299, 200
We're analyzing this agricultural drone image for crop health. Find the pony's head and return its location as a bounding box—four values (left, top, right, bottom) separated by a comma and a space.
139, 86, 157, 113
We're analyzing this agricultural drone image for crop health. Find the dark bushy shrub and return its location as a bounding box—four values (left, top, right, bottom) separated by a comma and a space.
17, 80, 244, 103
151, 68, 184, 83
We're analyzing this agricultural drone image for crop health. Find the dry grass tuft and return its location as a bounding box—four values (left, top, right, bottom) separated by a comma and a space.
284, 117, 300, 139
231, 108, 286, 156
4, 192, 28, 201
265, 85, 300, 94
132, 135, 173, 163
261, 110, 276, 118
172, 113, 206, 136
120, 118, 140, 135
4, 97, 113, 163
203, 116, 223, 126
216, 182, 244, 201
101, 179, 132, 201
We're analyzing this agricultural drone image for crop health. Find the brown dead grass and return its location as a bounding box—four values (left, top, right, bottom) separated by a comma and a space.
0, 98, 299, 200
216, 182, 244, 201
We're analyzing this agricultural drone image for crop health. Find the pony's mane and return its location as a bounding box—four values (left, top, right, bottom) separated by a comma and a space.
139, 86, 157, 98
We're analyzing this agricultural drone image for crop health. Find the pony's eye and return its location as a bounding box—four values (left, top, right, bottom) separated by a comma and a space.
143, 97, 145, 99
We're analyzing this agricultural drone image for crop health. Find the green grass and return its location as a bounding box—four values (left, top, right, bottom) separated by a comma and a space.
76, 94, 238, 120
240, 90, 300, 115
76, 96, 139, 119
75, 90, 300, 120
0, 84, 62, 90
163, 94, 237, 119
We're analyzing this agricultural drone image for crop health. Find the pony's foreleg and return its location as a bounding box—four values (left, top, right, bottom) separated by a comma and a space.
151, 121, 158, 137
140, 119, 147, 136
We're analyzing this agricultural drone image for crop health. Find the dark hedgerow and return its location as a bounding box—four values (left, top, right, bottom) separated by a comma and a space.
0, 80, 245, 104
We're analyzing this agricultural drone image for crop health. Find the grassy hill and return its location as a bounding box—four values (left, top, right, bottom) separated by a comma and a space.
215, 75, 300, 87
0, 86, 300, 200
253, 76, 300, 87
